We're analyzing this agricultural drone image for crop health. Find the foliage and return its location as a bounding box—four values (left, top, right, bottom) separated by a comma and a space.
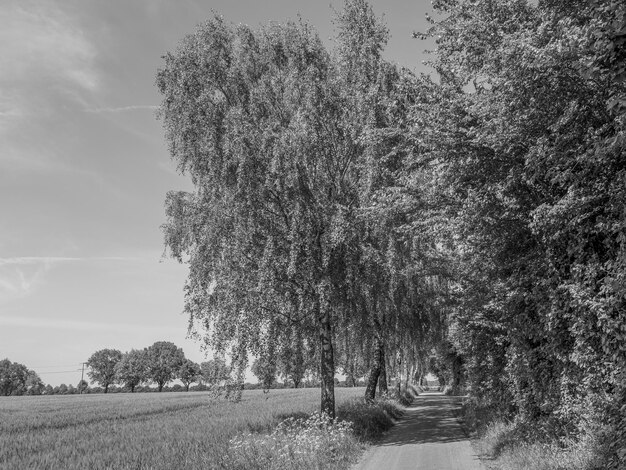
463, 397, 607, 470
77, 380, 89, 394
87, 349, 122, 394
156, 0, 425, 417
336, 396, 402, 441
200, 358, 230, 386
144, 342, 185, 392
0, 359, 41, 396
413, 0, 626, 466
24, 369, 44, 395
251, 356, 277, 390
115, 349, 148, 393
178, 359, 201, 392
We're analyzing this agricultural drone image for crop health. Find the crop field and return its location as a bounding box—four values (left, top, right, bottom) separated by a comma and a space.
0, 387, 366, 470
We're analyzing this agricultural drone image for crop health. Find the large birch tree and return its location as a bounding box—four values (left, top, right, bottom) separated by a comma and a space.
157, 1, 401, 417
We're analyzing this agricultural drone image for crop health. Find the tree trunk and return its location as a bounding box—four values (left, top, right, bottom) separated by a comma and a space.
319, 312, 335, 419
346, 371, 356, 387
131, 385, 135, 393
104, 384, 109, 394
158, 382, 164, 392
379, 349, 388, 395
395, 350, 402, 397
406, 363, 413, 391
365, 336, 384, 401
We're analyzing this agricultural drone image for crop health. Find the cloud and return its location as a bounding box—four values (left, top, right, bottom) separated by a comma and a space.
0, 257, 80, 267
84, 105, 159, 113
0, 256, 137, 301
0, 0, 102, 174
0, 0, 99, 92
0, 314, 175, 333
0, 256, 134, 267
0, 0, 99, 150
0, 259, 55, 301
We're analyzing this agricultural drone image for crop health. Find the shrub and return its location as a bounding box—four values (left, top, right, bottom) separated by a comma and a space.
336, 397, 401, 441
464, 397, 610, 470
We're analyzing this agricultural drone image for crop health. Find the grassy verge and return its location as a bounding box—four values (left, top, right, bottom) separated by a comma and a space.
461, 398, 610, 470
224, 392, 408, 469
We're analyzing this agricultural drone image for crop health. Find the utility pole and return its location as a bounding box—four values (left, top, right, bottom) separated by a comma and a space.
80, 362, 87, 394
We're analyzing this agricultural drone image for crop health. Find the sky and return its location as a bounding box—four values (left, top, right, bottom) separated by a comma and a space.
0, 0, 433, 387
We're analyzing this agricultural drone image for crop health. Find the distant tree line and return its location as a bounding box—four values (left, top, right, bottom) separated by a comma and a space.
1, 344, 364, 397
86, 341, 217, 393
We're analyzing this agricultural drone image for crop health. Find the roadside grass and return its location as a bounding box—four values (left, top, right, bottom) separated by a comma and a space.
0, 387, 404, 470
223, 392, 406, 469
462, 398, 609, 470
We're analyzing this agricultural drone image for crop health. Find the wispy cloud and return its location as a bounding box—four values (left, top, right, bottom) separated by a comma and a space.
0, 258, 56, 301
84, 105, 159, 113
0, 0, 99, 92
0, 257, 80, 267
0, 0, 100, 162
0, 256, 137, 301
0, 256, 133, 267
0, 0, 101, 173
0, 315, 175, 333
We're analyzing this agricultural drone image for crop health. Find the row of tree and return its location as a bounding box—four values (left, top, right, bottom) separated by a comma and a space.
417, 0, 626, 457
157, 0, 624, 465
158, 0, 441, 418
86, 341, 231, 393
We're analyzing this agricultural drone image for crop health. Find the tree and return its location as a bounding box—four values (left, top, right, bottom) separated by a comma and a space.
157, 0, 413, 419
115, 349, 148, 393
77, 379, 89, 394
276, 328, 314, 388
178, 359, 200, 392
145, 341, 185, 392
200, 358, 230, 386
410, 0, 626, 464
87, 349, 122, 393
0, 359, 30, 396
25, 370, 44, 395
251, 356, 277, 390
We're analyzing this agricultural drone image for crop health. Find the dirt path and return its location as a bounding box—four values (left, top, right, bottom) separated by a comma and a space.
353, 392, 484, 470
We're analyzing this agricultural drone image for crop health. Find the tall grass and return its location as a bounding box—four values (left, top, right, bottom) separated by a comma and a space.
0, 388, 364, 470
0, 387, 405, 469
221, 392, 405, 469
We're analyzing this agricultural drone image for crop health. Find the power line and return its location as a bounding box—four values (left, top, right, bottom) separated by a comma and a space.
37, 370, 82, 375
28, 365, 82, 369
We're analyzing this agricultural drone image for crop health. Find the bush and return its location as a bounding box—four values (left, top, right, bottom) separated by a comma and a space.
463, 397, 610, 470
337, 397, 402, 441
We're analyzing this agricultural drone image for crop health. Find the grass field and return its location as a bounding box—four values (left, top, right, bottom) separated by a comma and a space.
0, 388, 368, 470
